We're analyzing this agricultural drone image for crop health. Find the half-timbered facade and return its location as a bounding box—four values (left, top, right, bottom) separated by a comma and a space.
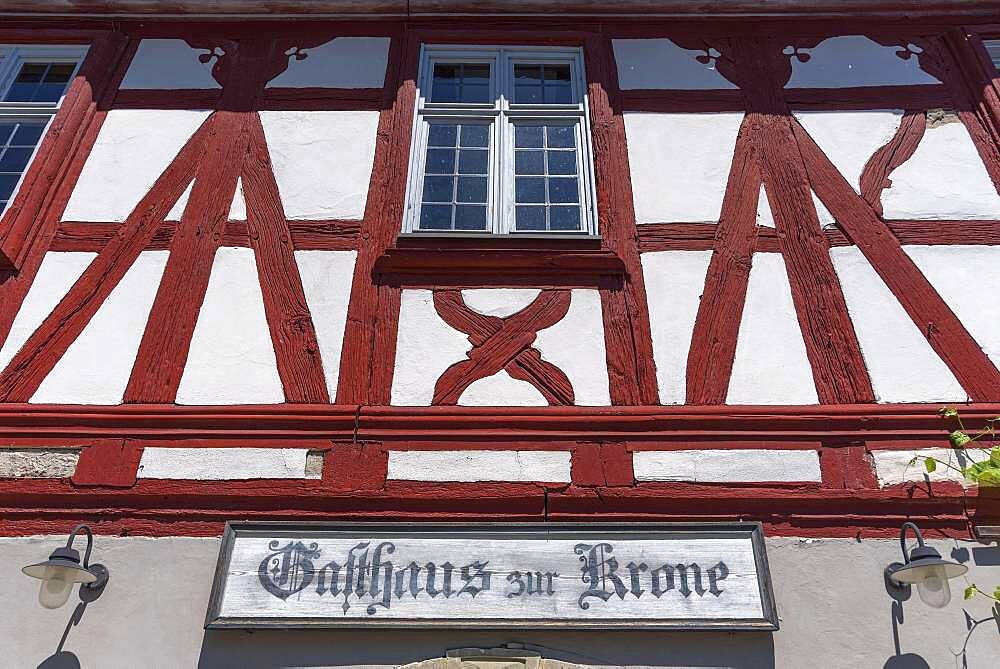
3, 1, 1000, 667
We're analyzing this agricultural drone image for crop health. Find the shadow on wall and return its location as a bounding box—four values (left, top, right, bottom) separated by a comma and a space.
197, 629, 776, 669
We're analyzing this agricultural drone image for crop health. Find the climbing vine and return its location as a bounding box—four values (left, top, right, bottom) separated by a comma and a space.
909, 407, 1000, 604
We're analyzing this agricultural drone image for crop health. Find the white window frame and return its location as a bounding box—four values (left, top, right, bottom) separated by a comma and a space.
402, 44, 598, 236
0, 44, 89, 214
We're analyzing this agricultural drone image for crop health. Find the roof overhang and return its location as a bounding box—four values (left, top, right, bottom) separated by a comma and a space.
2, 1, 1000, 20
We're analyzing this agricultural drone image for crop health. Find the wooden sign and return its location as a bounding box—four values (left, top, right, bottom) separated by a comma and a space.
205, 522, 778, 630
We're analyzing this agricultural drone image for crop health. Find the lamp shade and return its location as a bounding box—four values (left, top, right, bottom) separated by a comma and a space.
22, 546, 98, 609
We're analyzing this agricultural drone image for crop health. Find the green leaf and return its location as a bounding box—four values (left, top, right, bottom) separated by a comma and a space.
909, 456, 919, 466
965, 585, 977, 600
941, 407, 960, 418
994, 586, 1000, 600
991, 447, 1000, 467
925, 458, 937, 473
950, 430, 972, 448
963, 460, 1000, 486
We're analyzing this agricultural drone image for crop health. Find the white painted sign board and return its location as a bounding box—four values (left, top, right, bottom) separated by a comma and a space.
206, 522, 777, 630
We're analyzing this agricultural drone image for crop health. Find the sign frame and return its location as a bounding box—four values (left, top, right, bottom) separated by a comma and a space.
204, 521, 778, 631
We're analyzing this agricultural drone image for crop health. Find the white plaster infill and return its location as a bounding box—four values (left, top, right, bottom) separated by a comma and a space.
871, 448, 973, 488
267, 37, 390, 89
612, 38, 737, 90
386, 450, 572, 483
0, 448, 79, 478
633, 449, 822, 483
640, 249, 712, 405
137, 448, 319, 480
624, 111, 744, 224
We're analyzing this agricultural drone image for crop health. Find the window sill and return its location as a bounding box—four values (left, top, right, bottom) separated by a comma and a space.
372, 242, 625, 289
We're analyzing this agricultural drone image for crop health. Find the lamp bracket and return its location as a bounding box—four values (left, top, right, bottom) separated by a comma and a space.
79, 563, 109, 604
885, 562, 910, 591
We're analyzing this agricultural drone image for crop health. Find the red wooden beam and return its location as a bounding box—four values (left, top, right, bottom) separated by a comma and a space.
123, 111, 250, 402
793, 118, 1000, 400
733, 38, 874, 404
337, 31, 411, 405
242, 114, 330, 402
585, 34, 659, 405
684, 129, 760, 405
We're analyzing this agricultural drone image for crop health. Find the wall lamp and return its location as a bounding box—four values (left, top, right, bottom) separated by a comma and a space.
21, 524, 110, 609
886, 521, 968, 608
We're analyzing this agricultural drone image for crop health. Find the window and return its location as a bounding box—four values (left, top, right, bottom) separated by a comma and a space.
0, 45, 87, 214
403, 45, 597, 235
984, 39, 1000, 70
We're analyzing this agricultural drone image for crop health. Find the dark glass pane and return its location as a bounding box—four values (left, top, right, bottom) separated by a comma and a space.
549, 177, 579, 204
462, 83, 490, 103
547, 125, 575, 149
433, 63, 459, 82
515, 177, 545, 203
0, 148, 32, 172
422, 176, 454, 203
4, 83, 37, 102
543, 64, 572, 82
550, 206, 582, 231
425, 148, 455, 174
0, 201, 6, 211
547, 150, 576, 175
514, 85, 542, 104
45, 63, 75, 83
12, 124, 44, 145
515, 151, 544, 175
15, 63, 46, 83
456, 176, 487, 203
0, 174, 19, 199
514, 64, 542, 85
0, 124, 17, 143
431, 82, 459, 103
464, 64, 490, 84
458, 149, 488, 174
515, 206, 546, 231
543, 84, 572, 104
428, 124, 458, 147
419, 204, 452, 230
455, 205, 488, 230
32, 83, 66, 102
460, 125, 488, 147
514, 125, 543, 148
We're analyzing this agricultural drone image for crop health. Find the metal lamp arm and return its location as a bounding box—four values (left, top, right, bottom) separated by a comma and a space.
66, 524, 94, 569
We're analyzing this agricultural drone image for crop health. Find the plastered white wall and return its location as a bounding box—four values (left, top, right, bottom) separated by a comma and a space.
294, 250, 357, 401
871, 448, 972, 487
386, 450, 572, 482
756, 184, 774, 228
391, 289, 471, 406
640, 250, 712, 405
624, 112, 744, 224
881, 121, 1000, 219
120, 39, 221, 89
904, 245, 1000, 369
176, 247, 284, 405
612, 39, 736, 90
0, 251, 94, 374
0, 448, 79, 478
267, 37, 390, 89
534, 289, 611, 406
461, 288, 540, 318
829, 246, 965, 403
457, 370, 548, 406
258, 110, 379, 220
137, 447, 317, 480
31, 251, 169, 404
727, 253, 818, 405
633, 448, 822, 482
793, 110, 903, 194
786, 36, 941, 88
63, 109, 211, 222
